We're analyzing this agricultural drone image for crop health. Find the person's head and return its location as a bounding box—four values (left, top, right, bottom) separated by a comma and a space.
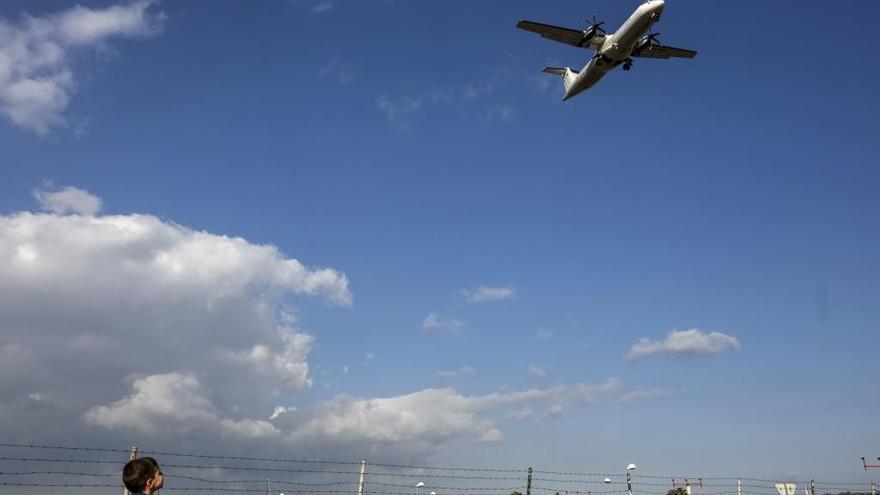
123, 457, 164, 494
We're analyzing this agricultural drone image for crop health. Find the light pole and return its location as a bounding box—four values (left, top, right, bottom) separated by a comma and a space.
417, 481, 425, 495
604, 478, 612, 495
625, 464, 637, 495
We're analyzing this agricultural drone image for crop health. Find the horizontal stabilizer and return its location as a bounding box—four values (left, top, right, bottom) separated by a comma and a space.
542, 66, 572, 76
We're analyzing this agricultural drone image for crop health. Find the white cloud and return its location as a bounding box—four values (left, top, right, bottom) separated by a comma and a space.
33, 185, 102, 215
311, 2, 334, 14
57, 2, 164, 45
0, 194, 351, 447
275, 378, 620, 449
536, 327, 554, 340
462, 286, 515, 303
529, 366, 546, 378
85, 372, 281, 438
504, 407, 534, 420
0, 1, 165, 135
421, 312, 466, 335
0, 189, 651, 462
377, 94, 422, 131
627, 329, 741, 360
269, 406, 296, 420
422, 312, 442, 329
363, 352, 375, 367
434, 366, 475, 378
618, 388, 672, 404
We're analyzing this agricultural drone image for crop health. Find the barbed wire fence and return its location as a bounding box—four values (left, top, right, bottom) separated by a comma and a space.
0, 444, 876, 495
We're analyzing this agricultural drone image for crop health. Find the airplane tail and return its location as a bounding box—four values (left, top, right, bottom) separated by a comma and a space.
542, 66, 578, 96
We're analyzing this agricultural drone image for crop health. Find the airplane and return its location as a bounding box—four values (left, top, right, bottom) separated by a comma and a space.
516, 0, 697, 100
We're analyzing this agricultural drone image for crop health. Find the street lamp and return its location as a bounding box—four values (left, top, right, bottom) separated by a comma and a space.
604, 478, 612, 495
417, 481, 425, 495
625, 464, 636, 495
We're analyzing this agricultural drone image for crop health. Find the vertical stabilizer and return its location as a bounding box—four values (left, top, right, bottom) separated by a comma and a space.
542, 66, 578, 95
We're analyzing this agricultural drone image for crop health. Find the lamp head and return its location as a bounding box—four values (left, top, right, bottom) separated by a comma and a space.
417, 482, 425, 488
626, 464, 637, 471
604, 479, 612, 484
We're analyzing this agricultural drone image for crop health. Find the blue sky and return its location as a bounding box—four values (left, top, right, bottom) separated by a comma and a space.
1, 0, 879, 486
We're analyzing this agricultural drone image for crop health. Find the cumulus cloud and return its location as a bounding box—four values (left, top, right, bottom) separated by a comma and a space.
0, 189, 650, 464
274, 378, 620, 449
0, 1, 164, 134
33, 185, 102, 215
627, 329, 741, 360
462, 286, 515, 303
85, 372, 280, 438
0, 194, 351, 448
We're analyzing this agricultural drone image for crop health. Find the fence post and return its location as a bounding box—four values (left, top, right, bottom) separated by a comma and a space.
123, 446, 138, 495
527, 467, 533, 495
357, 459, 366, 495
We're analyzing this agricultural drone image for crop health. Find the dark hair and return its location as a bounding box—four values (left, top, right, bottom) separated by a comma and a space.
123, 457, 160, 492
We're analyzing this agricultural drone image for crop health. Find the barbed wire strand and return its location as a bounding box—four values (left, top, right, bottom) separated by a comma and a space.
1, 444, 876, 490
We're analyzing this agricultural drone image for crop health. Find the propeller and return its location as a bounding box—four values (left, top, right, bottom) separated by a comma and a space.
584, 14, 607, 37
645, 31, 662, 47
577, 15, 606, 47
634, 31, 662, 54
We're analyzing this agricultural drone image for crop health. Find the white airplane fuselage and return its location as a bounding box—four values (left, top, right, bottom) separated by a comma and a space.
563, 0, 665, 100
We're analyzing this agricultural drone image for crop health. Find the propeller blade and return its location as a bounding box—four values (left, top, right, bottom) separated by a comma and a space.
585, 15, 606, 35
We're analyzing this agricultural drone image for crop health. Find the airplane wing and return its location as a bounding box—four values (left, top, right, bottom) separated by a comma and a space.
516, 20, 592, 48
631, 44, 698, 59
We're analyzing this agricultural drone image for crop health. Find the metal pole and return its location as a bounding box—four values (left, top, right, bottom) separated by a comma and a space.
810, 480, 815, 495
266, 479, 270, 495
358, 460, 366, 495
626, 471, 633, 495
737, 478, 741, 495
123, 446, 138, 495
527, 467, 533, 495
